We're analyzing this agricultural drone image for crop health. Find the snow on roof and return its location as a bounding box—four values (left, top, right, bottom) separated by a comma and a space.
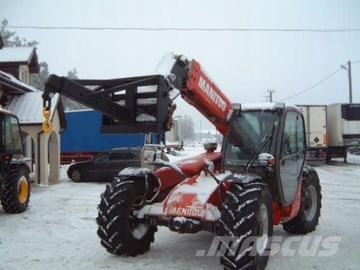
0, 70, 12, 81
241, 102, 286, 111
65, 108, 93, 113
0, 47, 35, 63
0, 70, 39, 93
5, 92, 60, 124
241, 102, 302, 113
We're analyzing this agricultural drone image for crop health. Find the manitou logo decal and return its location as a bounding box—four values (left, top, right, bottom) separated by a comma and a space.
198, 76, 227, 111
168, 207, 203, 217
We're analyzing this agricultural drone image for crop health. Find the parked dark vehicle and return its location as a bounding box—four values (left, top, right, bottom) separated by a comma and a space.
67, 147, 142, 182
349, 146, 360, 155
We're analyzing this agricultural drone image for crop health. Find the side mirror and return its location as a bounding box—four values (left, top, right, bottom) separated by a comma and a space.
258, 153, 275, 168
143, 144, 165, 165
144, 150, 157, 163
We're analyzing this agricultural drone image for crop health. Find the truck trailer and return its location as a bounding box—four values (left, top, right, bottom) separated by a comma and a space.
327, 103, 360, 162
298, 103, 360, 163
297, 105, 327, 163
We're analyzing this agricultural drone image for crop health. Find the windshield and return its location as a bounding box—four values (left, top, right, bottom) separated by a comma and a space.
1, 114, 23, 154
93, 152, 110, 162
224, 110, 279, 167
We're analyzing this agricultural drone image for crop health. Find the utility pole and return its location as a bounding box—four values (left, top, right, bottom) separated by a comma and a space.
347, 61, 353, 104
267, 89, 275, 102
341, 61, 353, 103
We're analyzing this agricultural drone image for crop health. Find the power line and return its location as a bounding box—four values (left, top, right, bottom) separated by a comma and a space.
281, 60, 360, 101
7, 23, 359, 100
281, 67, 343, 101
8, 25, 360, 32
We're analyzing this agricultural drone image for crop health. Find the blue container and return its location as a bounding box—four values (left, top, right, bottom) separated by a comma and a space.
61, 110, 160, 153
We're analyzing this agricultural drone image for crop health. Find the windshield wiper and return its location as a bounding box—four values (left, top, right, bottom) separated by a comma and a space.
245, 134, 272, 172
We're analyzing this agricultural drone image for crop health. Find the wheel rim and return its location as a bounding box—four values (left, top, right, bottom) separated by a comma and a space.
304, 185, 317, 221
72, 170, 81, 182
18, 176, 29, 203
256, 204, 269, 255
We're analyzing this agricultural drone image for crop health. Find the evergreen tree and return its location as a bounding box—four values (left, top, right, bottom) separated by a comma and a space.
30, 62, 49, 90
1, 19, 38, 47
1, 19, 44, 90
62, 68, 88, 110
1, 19, 82, 98
66, 68, 79, 80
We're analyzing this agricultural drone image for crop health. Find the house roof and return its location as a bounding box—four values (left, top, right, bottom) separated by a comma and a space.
4, 92, 67, 130
0, 70, 38, 94
0, 47, 40, 73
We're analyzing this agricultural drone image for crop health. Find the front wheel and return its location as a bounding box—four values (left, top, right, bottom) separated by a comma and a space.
1, 168, 31, 213
283, 169, 322, 234
70, 169, 83, 182
218, 182, 273, 270
96, 178, 157, 256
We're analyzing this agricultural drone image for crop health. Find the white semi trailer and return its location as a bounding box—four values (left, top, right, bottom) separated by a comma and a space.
297, 105, 327, 163
298, 103, 360, 163
327, 103, 360, 162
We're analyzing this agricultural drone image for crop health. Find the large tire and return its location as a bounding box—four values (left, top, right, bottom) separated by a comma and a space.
1, 168, 31, 213
218, 182, 273, 270
96, 178, 157, 256
282, 169, 321, 234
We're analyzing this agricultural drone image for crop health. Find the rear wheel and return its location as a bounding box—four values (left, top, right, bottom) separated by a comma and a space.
1, 168, 31, 213
96, 178, 157, 256
283, 170, 321, 234
70, 169, 83, 182
218, 182, 273, 270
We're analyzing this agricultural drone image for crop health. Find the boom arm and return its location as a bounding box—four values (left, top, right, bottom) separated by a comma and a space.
42, 54, 232, 135
178, 57, 232, 135
42, 74, 175, 133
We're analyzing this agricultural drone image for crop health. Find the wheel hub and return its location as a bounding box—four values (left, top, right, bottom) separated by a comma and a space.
303, 185, 317, 221
18, 176, 29, 203
72, 170, 81, 182
256, 204, 269, 255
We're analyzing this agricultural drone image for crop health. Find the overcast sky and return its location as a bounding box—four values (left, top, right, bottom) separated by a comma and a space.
1, 0, 359, 130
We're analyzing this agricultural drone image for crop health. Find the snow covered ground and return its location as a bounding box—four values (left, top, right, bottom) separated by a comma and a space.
1, 147, 359, 270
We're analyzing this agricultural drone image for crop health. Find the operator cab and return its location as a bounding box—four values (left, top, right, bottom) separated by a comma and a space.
0, 108, 23, 178
0, 109, 23, 155
222, 102, 307, 205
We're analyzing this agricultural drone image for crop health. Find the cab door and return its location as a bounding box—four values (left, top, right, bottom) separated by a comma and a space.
279, 111, 306, 203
